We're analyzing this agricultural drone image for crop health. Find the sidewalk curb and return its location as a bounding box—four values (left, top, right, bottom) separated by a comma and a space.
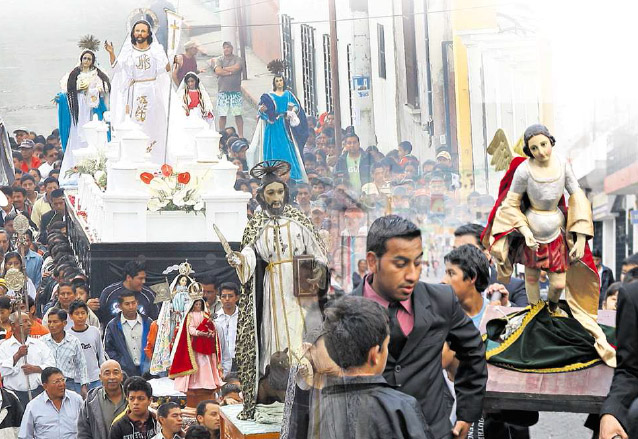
241, 83, 259, 106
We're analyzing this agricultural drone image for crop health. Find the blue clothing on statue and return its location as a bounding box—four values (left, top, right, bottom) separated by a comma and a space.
258, 91, 308, 182
55, 92, 109, 152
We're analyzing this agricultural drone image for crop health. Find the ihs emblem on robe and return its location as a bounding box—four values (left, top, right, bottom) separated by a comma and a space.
135, 96, 148, 122
135, 54, 151, 70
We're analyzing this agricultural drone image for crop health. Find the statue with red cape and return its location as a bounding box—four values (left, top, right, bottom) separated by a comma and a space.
481, 124, 616, 372
169, 293, 224, 401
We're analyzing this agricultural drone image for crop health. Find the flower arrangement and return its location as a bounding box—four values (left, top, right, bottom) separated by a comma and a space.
65, 152, 108, 191
140, 164, 204, 213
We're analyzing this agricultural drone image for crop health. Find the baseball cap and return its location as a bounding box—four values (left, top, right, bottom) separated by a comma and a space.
19, 139, 35, 149
13, 127, 28, 134
230, 138, 249, 153
436, 150, 452, 161
184, 40, 199, 50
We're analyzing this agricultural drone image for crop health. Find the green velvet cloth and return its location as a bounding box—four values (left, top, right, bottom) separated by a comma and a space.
485, 302, 616, 373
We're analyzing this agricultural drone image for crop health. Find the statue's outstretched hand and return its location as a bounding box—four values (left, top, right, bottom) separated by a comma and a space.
570, 234, 586, 261
104, 40, 114, 55
227, 251, 243, 269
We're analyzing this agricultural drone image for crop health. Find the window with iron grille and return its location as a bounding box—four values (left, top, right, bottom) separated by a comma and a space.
347, 43, 354, 126
281, 14, 295, 93
323, 34, 333, 113
300, 24, 317, 117
402, 0, 420, 108
378, 24, 386, 79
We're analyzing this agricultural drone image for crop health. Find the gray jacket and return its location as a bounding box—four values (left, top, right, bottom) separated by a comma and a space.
77, 386, 124, 439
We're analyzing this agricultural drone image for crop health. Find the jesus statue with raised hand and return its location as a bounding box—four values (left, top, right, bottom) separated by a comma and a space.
105, 19, 171, 164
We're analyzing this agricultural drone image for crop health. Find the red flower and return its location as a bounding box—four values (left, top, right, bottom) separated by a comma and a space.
161, 164, 173, 177
140, 172, 154, 184
177, 172, 191, 184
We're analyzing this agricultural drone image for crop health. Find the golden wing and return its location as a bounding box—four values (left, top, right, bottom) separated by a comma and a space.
487, 129, 524, 172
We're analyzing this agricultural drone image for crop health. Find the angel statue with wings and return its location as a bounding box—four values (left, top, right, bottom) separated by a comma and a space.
481, 124, 616, 371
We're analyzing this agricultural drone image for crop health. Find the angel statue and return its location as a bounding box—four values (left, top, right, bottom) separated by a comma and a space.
56, 35, 111, 184
248, 59, 309, 182
481, 124, 616, 370
149, 261, 197, 374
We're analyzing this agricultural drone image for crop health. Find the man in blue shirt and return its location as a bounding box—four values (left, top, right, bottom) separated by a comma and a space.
18, 366, 83, 439
20, 230, 42, 288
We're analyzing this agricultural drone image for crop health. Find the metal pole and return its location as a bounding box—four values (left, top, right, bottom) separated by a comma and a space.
328, 0, 342, 147
237, 0, 248, 80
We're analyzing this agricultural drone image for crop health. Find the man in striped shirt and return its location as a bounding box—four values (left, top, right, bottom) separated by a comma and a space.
41, 308, 89, 398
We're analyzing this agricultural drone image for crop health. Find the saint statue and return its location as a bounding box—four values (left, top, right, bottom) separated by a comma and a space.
482, 124, 616, 369
105, 19, 170, 164
169, 297, 224, 399
58, 41, 111, 184
248, 60, 309, 182
149, 261, 196, 375
227, 160, 328, 419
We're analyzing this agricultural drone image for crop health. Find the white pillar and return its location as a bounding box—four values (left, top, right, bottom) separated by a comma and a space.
351, 10, 376, 147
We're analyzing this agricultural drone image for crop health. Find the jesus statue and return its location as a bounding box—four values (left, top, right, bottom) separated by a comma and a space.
105, 19, 170, 164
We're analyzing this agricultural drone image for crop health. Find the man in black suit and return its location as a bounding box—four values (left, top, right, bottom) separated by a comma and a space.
352, 215, 487, 439
599, 282, 638, 439
453, 223, 528, 307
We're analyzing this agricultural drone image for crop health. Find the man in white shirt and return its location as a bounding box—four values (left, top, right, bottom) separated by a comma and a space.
18, 366, 84, 439
37, 145, 58, 180
0, 312, 56, 409
215, 282, 239, 374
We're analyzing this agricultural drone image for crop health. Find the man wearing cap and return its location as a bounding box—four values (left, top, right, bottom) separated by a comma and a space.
13, 128, 29, 146
172, 40, 202, 86
229, 138, 249, 171
18, 140, 42, 173
435, 150, 460, 191
214, 42, 244, 137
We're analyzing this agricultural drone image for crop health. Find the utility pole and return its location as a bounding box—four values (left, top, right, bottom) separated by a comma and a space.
328, 0, 342, 148
236, 0, 248, 80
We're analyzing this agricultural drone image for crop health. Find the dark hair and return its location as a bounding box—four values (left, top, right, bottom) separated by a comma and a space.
222, 41, 233, 48
43, 144, 57, 156
3, 252, 22, 270
48, 307, 68, 322
323, 296, 389, 369
130, 20, 153, 45
12, 187, 26, 197
118, 290, 137, 304
605, 282, 623, 301
51, 188, 65, 199
123, 260, 145, 280
157, 401, 180, 419
196, 272, 217, 286
196, 399, 219, 417
29, 168, 41, 178
43, 177, 60, 188
0, 186, 13, 198
125, 376, 153, 398
624, 267, 638, 284
224, 372, 239, 382
20, 174, 36, 185
41, 366, 64, 384
0, 296, 11, 311
221, 383, 241, 397
366, 215, 421, 258
453, 223, 485, 250
186, 425, 212, 439
219, 282, 239, 296
272, 74, 287, 91
622, 253, 638, 267
522, 124, 556, 158
444, 244, 490, 292
68, 299, 88, 315
343, 132, 360, 143
58, 280, 73, 290
398, 141, 413, 154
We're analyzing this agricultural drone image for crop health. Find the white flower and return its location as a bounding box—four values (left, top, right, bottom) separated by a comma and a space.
148, 198, 169, 211
193, 200, 205, 211
149, 178, 171, 194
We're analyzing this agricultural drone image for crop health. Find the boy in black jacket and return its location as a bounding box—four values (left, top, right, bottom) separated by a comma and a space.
110, 377, 158, 439
319, 296, 433, 439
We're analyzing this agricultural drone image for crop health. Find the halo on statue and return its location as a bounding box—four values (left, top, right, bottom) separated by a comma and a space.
13, 213, 29, 235
5, 268, 25, 291
127, 8, 160, 33
250, 160, 291, 180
